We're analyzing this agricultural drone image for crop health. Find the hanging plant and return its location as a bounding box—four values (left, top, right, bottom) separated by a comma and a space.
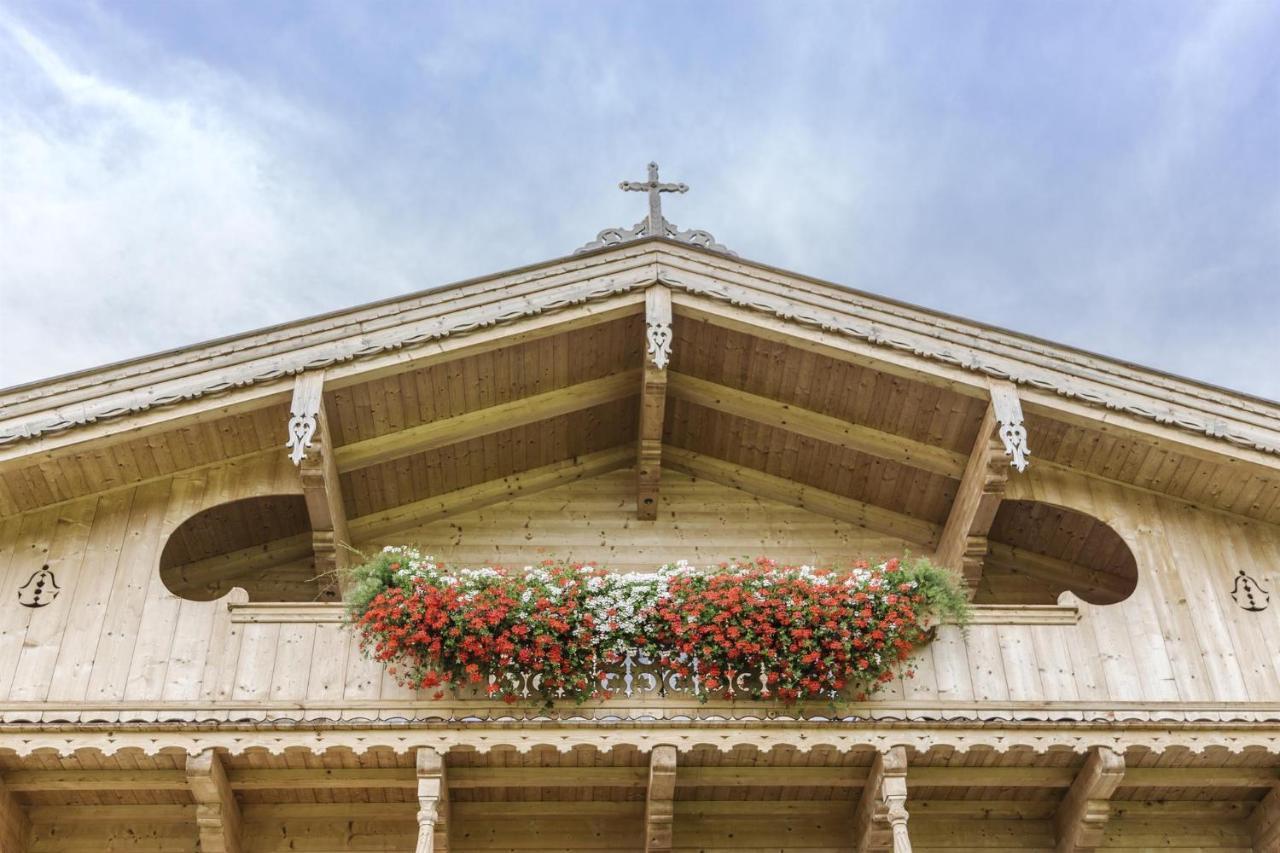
346, 550, 968, 705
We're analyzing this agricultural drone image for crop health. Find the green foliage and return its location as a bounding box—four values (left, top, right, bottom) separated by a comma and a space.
897, 555, 971, 627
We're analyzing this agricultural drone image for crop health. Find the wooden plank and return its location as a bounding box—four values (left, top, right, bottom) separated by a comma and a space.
667, 372, 966, 478
645, 745, 677, 853
333, 371, 639, 473
416, 747, 448, 853
637, 287, 671, 520
187, 748, 242, 853
664, 446, 940, 546
1055, 746, 1124, 852
349, 446, 634, 541
934, 402, 1006, 592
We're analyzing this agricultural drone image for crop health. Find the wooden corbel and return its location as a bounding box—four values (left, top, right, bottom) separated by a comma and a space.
645, 744, 678, 852
853, 746, 913, 853
0, 772, 30, 853
287, 371, 352, 597
990, 381, 1030, 473
637, 285, 672, 519
1054, 746, 1124, 853
187, 748, 242, 853
416, 747, 450, 853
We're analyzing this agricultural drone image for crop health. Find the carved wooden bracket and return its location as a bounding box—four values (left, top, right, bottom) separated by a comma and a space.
187, 748, 242, 853
416, 747, 450, 853
638, 286, 672, 520
288, 371, 352, 597
990, 382, 1030, 472
645, 744, 678, 852
936, 402, 1010, 593
854, 746, 913, 853
1055, 746, 1124, 852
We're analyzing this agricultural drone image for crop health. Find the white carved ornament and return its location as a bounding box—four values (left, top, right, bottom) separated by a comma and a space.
990, 383, 1030, 472
286, 413, 317, 466
646, 321, 673, 370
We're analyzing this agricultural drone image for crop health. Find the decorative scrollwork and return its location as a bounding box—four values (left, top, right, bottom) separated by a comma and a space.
646, 321, 673, 370
285, 414, 317, 466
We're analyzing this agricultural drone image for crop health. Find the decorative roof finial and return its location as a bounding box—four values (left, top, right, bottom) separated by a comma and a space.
576, 161, 735, 256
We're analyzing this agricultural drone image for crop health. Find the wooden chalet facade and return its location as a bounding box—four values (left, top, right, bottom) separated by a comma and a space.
1, 207, 1279, 851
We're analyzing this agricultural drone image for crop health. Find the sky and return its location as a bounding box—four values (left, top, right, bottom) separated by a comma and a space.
1, 1, 1278, 400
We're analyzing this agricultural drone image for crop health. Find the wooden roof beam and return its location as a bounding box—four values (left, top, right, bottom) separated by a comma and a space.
348, 446, 634, 542
333, 370, 640, 474
663, 446, 941, 547
645, 745, 678, 853
935, 387, 1021, 593
637, 287, 672, 519
985, 543, 1134, 600
287, 371, 351, 597
1054, 746, 1124, 853
667, 372, 967, 479
187, 748, 242, 853
853, 746, 914, 853
1252, 785, 1280, 852
416, 747, 449, 853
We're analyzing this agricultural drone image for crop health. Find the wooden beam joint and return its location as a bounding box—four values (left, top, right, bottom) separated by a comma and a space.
416, 747, 449, 853
936, 398, 1011, 593
186, 748, 242, 853
645, 745, 678, 852
854, 746, 913, 853
1055, 746, 1124, 853
1251, 785, 1280, 852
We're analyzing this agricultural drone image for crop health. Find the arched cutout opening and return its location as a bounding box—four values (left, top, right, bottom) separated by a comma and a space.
976, 500, 1138, 606
160, 495, 327, 602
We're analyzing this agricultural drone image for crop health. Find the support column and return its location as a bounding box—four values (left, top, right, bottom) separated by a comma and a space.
637, 285, 672, 519
854, 746, 913, 853
645, 745, 678, 852
187, 748, 241, 853
287, 370, 352, 597
417, 747, 449, 853
1055, 746, 1124, 853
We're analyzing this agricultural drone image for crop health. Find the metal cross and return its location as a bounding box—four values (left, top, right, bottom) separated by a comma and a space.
620, 162, 688, 236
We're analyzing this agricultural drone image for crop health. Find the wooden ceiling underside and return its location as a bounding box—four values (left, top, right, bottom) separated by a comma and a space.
6, 299, 1280, 602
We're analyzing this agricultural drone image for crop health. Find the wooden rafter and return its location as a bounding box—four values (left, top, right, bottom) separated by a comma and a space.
1251, 785, 1280, 853
664, 446, 940, 546
333, 370, 640, 473
416, 748, 449, 853
348, 446, 634, 541
935, 399, 1010, 592
1054, 746, 1124, 853
186, 748, 242, 853
167, 532, 313, 593
667, 372, 967, 479
637, 287, 672, 519
853, 747, 913, 853
645, 745, 678, 852
984, 543, 1133, 600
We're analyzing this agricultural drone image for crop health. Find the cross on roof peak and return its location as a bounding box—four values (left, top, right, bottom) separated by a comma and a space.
576, 161, 735, 256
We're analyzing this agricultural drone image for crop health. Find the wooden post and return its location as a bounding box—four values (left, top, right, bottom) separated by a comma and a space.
186, 748, 241, 853
935, 398, 1009, 593
288, 370, 352, 597
1054, 746, 1124, 853
637, 285, 672, 519
645, 745, 678, 852
0, 774, 29, 853
417, 747, 449, 853
853, 746, 913, 853
1249, 785, 1279, 853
